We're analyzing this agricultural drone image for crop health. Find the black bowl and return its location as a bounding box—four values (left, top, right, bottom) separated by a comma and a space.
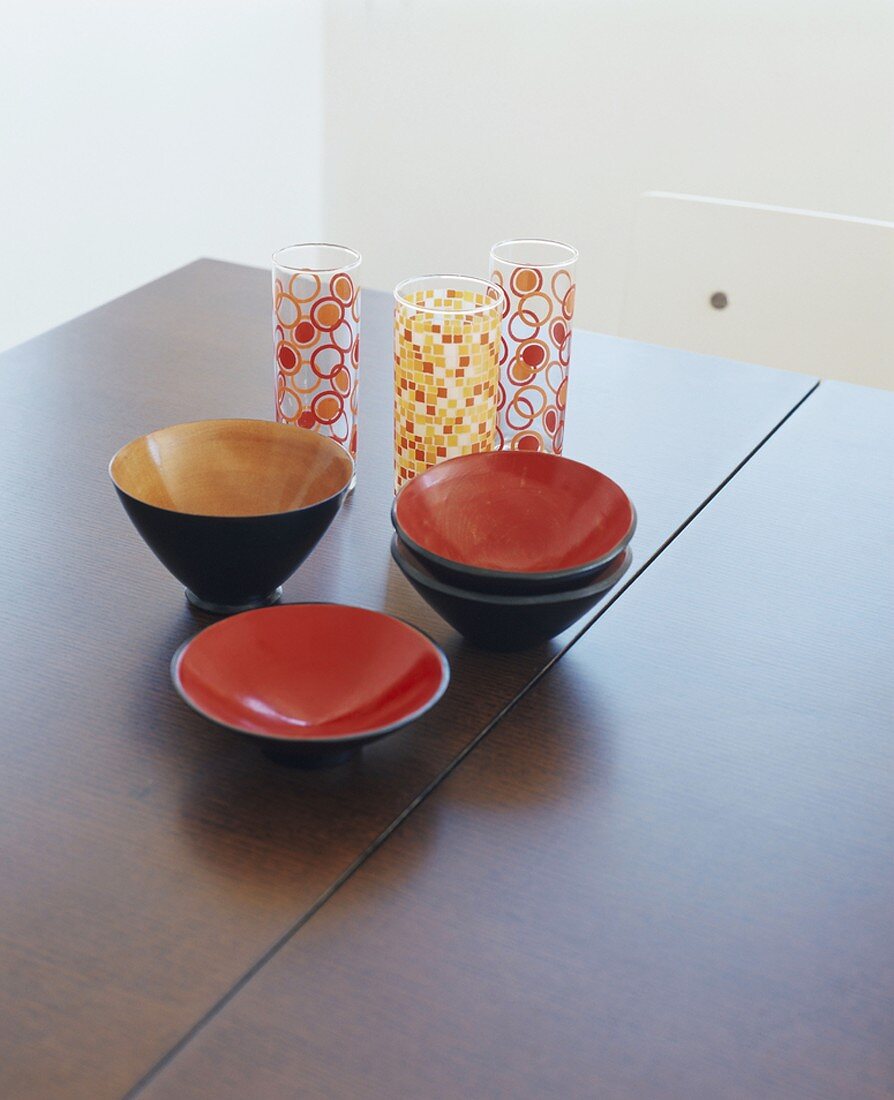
110, 419, 354, 614
391, 450, 636, 594
391, 535, 632, 651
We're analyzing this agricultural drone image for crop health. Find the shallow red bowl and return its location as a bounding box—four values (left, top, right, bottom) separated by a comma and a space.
392, 451, 636, 592
172, 603, 450, 766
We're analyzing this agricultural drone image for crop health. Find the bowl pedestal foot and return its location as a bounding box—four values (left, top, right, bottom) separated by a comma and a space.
260, 742, 362, 769
185, 587, 283, 616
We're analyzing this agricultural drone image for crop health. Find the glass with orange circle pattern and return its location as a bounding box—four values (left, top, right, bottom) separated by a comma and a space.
394, 275, 503, 492
273, 244, 362, 468
489, 239, 578, 454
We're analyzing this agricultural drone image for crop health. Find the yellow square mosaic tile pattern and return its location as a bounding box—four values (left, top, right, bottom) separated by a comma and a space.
394, 288, 501, 490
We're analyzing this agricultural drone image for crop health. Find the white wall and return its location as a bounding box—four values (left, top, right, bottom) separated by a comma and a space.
4, 0, 892, 378
321, 0, 894, 340
0, 0, 324, 352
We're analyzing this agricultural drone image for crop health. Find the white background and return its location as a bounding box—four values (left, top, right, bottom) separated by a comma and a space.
321, 0, 893, 337
0, 0, 323, 351
2, 0, 892, 383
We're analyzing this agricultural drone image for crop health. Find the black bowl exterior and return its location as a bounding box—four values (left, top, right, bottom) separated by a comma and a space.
259, 739, 359, 768
391, 537, 632, 651
394, 523, 631, 595
115, 487, 346, 609
255, 726, 393, 768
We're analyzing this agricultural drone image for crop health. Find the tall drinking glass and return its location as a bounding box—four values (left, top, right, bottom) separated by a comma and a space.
394, 275, 502, 491
489, 238, 578, 454
272, 244, 362, 461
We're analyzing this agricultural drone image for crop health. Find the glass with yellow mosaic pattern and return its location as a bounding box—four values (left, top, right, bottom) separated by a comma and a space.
489, 238, 579, 454
393, 275, 503, 491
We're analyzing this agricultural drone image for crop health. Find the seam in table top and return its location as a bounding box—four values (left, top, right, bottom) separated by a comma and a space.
124, 378, 821, 1099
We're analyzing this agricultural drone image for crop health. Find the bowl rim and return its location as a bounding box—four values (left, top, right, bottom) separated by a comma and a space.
391, 534, 633, 606
171, 602, 451, 745
109, 417, 354, 519
392, 451, 637, 582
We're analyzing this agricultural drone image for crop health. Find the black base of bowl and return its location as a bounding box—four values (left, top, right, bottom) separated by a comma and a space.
407, 547, 622, 594
114, 479, 348, 616
186, 586, 283, 616
392, 535, 632, 651
259, 739, 361, 768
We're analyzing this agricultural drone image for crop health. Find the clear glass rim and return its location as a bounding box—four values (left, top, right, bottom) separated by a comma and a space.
489, 237, 579, 270
272, 242, 362, 274
394, 274, 504, 316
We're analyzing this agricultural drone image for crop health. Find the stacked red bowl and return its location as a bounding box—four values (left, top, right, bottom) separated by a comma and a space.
391, 451, 636, 650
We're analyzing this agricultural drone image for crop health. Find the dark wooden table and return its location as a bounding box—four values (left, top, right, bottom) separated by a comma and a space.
0, 260, 822, 1098
140, 381, 894, 1100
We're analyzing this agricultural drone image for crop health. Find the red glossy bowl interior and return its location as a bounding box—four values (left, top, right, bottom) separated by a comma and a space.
173, 604, 448, 740
394, 451, 634, 575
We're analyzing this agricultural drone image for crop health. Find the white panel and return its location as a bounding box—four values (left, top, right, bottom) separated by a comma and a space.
320, 0, 894, 388
620, 194, 894, 388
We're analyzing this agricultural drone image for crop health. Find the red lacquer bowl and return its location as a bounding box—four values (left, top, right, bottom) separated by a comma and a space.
392, 451, 636, 593
172, 603, 450, 766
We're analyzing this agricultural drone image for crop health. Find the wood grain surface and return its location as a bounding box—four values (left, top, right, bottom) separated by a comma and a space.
0, 259, 815, 1097
141, 381, 894, 1100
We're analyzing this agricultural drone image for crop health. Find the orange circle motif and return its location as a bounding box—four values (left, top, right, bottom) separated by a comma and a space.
331, 274, 354, 304
275, 293, 301, 328
312, 393, 342, 424
333, 366, 351, 395
518, 292, 553, 327
511, 267, 541, 295
289, 272, 322, 303
509, 358, 536, 385
312, 298, 344, 331
562, 286, 576, 320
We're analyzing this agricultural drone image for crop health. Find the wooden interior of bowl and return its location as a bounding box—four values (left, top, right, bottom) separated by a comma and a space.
110, 419, 353, 517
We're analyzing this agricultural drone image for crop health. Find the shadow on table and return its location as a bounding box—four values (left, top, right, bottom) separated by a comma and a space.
121, 584, 602, 895
438, 655, 615, 818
